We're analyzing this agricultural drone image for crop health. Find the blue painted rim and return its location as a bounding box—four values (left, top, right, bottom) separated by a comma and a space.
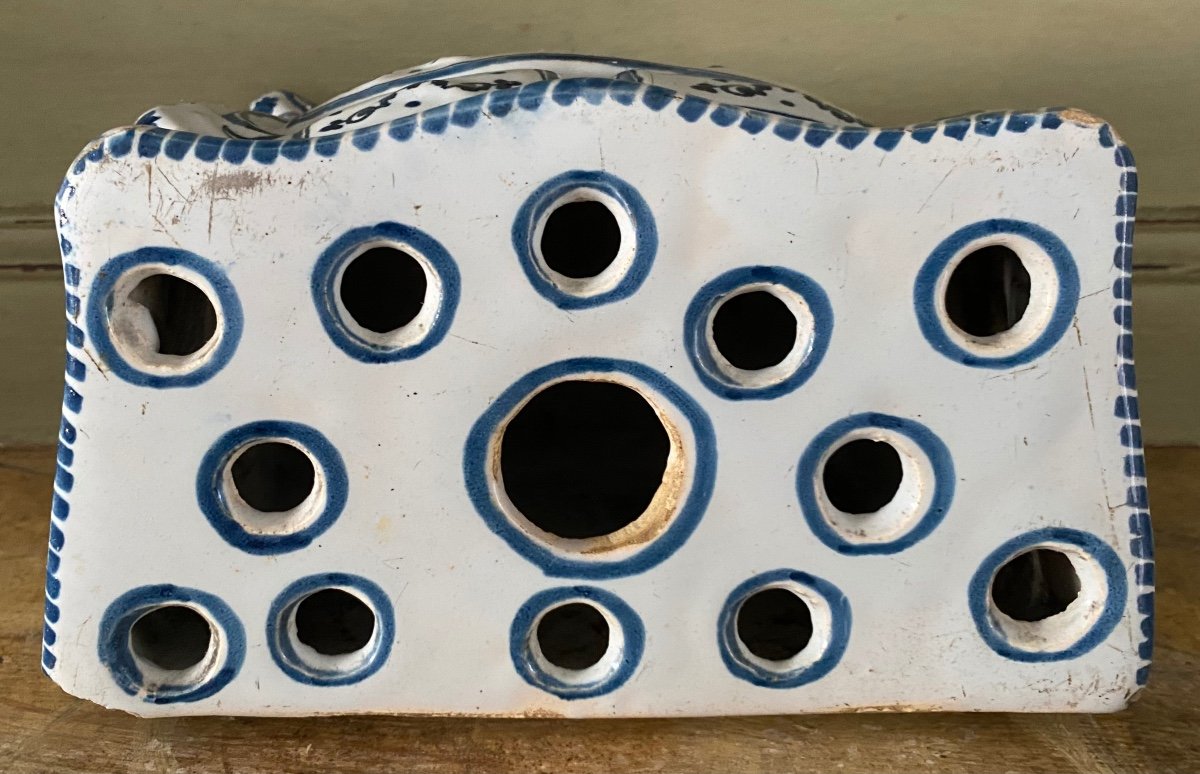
311, 222, 461, 363
98, 584, 245, 703
86, 247, 244, 388
463, 357, 716, 579
510, 585, 644, 699
796, 412, 956, 555
267, 572, 395, 685
511, 170, 658, 310
718, 569, 851, 688
196, 420, 349, 555
968, 527, 1127, 662
684, 266, 833, 400
913, 219, 1080, 369
293, 53, 865, 126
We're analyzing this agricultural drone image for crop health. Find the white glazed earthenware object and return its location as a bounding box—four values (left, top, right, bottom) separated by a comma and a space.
45, 54, 1151, 717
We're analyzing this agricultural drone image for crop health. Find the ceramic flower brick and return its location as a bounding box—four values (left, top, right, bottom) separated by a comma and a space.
45, 54, 1151, 717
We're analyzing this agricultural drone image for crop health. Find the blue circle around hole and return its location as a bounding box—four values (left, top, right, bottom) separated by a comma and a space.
796, 412, 955, 555
511, 170, 657, 309
683, 266, 833, 400
196, 420, 349, 555
913, 219, 1080, 369
98, 584, 245, 704
510, 585, 644, 700
463, 357, 716, 579
311, 221, 461, 363
86, 247, 244, 388
968, 527, 1127, 662
267, 572, 395, 686
717, 569, 851, 688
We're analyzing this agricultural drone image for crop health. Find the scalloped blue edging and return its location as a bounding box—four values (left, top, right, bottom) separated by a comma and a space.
1107, 137, 1154, 686
41, 226, 85, 674
59, 80, 1121, 189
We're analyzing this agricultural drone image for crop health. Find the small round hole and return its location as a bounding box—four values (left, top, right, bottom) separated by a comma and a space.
294, 589, 376, 656
268, 573, 394, 684
719, 570, 851, 687
536, 602, 610, 670
736, 588, 813, 661
944, 245, 1031, 337
511, 586, 644, 698
711, 290, 798, 370
540, 200, 622, 279
822, 439, 904, 515
339, 247, 428, 333
500, 380, 670, 539
686, 268, 833, 399
230, 442, 315, 513
991, 548, 1081, 622
123, 273, 218, 356
130, 605, 213, 671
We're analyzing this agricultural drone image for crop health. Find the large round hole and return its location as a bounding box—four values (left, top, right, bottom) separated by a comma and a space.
339, 247, 428, 333
536, 602, 610, 670
124, 273, 218, 356
294, 589, 376, 656
711, 290, 798, 370
500, 381, 671, 540
540, 200, 622, 279
130, 605, 213, 671
822, 439, 904, 515
736, 588, 813, 661
944, 245, 1031, 337
991, 548, 1081, 622
230, 442, 315, 513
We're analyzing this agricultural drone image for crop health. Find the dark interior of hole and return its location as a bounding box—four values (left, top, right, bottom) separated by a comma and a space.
536, 602, 610, 670
126, 273, 218, 356
295, 589, 376, 656
991, 548, 1081, 622
339, 247, 427, 333
231, 442, 315, 513
944, 245, 1032, 337
711, 290, 798, 371
736, 588, 813, 661
130, 605, 212, 671
540, 200, 622, 279
499, 381, 670, 540
821, 438, 904, 515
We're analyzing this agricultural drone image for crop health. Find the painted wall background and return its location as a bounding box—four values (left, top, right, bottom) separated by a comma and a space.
1, 0, 1197, 443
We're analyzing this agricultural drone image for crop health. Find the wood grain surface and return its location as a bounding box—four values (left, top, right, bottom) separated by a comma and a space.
0, 446, 1195, 773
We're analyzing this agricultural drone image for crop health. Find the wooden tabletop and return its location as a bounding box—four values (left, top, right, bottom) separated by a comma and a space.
0, 446, 1195, 773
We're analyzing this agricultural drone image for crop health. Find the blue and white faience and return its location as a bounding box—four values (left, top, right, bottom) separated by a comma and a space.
46, 54, 1151, 716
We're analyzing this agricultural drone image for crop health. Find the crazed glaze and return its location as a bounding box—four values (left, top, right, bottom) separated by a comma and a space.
45, 54, 1150, 717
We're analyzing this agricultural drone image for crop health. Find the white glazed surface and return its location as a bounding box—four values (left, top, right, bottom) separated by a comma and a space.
46, 54, 1150, 717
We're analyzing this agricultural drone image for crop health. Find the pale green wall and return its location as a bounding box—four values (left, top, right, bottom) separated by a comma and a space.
5, 0, 1200, 209
1, 1, 1197, 444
